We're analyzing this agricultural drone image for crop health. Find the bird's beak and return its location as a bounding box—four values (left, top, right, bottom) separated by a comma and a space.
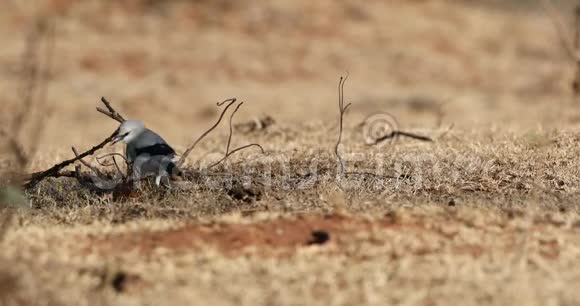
110, 135, 123, 145
110, 131, 125, 145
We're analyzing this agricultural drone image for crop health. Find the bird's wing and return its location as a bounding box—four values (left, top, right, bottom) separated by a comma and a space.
135, 143, 175, 157
133, 129, 176, 157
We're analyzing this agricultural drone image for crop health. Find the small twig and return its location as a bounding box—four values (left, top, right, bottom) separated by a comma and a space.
177, 98, 238, 167
225, 101, 244, 155
96, 153, 129, 166
373, 130, 433, 144
207, 100, 265, 168
111, 156, 125, 179
335, 75, 352, 178
95, 157, 111, 167
72, 146, 104, 177
96, 97, 126, 123
51, 170, 78, 179
436, 123, 455, 140
96, 153, 128, 179
74, 147, 127, 187
23, 170, 78, 181
207, 144, 265, 169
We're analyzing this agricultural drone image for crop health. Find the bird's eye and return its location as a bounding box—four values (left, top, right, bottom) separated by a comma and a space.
123, 132, 130, 137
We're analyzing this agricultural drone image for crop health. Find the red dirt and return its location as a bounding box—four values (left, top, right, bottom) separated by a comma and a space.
83, 213, 565, 260
86, 213, 407, 256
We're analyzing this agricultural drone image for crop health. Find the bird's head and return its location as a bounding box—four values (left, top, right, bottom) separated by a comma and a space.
111, 120, 145, 145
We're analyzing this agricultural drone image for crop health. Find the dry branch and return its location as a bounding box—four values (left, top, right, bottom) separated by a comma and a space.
177, 98, 238, 167
207, 144, 266, 169
24, 98, 128, 188
24, 133, 116, 189
96, 153, 128, 166
225, 102, 244, 155
96, 153, 128, 180
72, 147, 105, 178
97, 97, 126, 123
111, 156, 124, 179
335, 75, 352, 178
372, 130, 433, 144
206, 100, 266, 168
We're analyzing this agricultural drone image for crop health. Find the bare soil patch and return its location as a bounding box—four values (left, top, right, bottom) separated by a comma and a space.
87, 214, 401, 256
86, 211, 567, 261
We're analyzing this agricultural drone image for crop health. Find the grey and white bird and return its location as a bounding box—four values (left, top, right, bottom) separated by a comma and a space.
111, 120, 180, 186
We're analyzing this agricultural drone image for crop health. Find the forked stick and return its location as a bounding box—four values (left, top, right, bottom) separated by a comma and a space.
207, 144, 265, 169
24, 98, 128, 188
97, 97, 125, 123
206, 101, 265, 168
335, 75, 352, 178
224, 101, 244, 154
177, 98, 238, 167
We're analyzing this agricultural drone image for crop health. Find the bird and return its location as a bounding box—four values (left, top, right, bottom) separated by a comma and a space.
111, 120, 180, 186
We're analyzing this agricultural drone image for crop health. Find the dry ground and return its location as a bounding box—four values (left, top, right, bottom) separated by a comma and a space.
2, 0, 580, 305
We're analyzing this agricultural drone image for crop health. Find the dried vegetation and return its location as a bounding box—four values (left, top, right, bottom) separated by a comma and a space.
2, 1, 580, 306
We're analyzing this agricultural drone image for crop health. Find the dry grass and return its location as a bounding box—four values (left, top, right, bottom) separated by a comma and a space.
3, 0, 580, 305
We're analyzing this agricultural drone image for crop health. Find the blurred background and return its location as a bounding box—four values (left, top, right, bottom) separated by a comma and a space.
1, 0, 579, 156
